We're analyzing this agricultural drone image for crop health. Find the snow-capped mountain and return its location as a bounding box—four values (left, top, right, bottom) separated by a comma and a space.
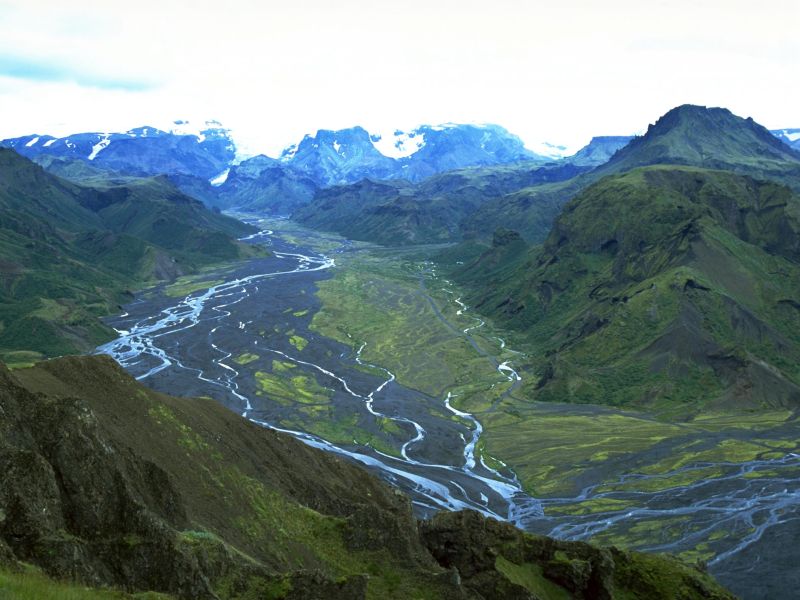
392, 124, 541, 181
280, 126, 398, 186
771, 128, 800, 151
277, 123, 544, 185
210, 155, 318, 214
0, 121, 236, 181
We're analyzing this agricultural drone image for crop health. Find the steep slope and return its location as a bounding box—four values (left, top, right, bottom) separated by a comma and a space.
82, 176, 253, 262
0, 354, 735, 599
1, 122, 236, 181
457, 166, 800, 410
0, 149, 259, 362
595, 105, 800, 187
465, 105, 800, 242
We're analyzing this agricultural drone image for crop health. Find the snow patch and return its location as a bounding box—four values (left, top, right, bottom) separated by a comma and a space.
209, 168, 230, 186
524, 140, 572, 159
25, 137, 40, 147
88, 134, 111, 161
427, 123, 458, 132
167, 119, 229, 143
782, 130, 800, 142
279, 143, 299, 162
371, 129, 426, 158
43, 138, 56, 147
333, 140, 341, 154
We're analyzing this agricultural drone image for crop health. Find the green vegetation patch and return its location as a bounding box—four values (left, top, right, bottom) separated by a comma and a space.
311, 253, 499, 404
233, 352, 259, 365
288, 334, 308, 352
164, 277, 224, 298
495, 556, 571, 600
254, 368, 331, 405
0, 565, 171, 599
148, 405, 210, 452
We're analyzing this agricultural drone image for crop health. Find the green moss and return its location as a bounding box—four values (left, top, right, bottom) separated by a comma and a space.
254, 370, 331, 405
164, 277, 224, 298
147, 405, 210, 452
233, 353, 259, 365
0, 565, 172, 599
217, 466, 437, 599
3, 350, 44, 370
271, 360, 296, 373
288, 335, 308, 352
495, 556, 571, 600
310, 253, 500, 405
611, 548, 730, 599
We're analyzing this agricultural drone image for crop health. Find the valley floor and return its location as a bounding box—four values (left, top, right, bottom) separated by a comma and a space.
97, 218, 800, 600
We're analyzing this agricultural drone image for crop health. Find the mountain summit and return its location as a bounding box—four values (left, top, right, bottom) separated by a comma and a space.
598, 105, 800, 186
277, 123, 543, 186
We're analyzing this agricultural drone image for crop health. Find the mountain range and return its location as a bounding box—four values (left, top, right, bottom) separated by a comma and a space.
0, 123, 632, 217
300, 106, 800, 246
2, 121, 236, 181
5, 118, 796, 221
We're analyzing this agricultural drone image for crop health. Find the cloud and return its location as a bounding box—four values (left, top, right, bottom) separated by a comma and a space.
0, 0, 796, 153
0, 54, 157, 91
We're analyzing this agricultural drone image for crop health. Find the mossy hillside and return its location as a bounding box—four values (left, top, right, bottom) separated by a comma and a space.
0, 564, 171, 599
4, 355, 452, 599
89, 176, 255, 263
594, 104, 800, 189
457, 166, 800, 410
421, 510, 735, 600
0, 149, 263, 361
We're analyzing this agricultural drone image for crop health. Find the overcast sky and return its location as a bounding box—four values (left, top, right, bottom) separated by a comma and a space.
0, 0, 796, 155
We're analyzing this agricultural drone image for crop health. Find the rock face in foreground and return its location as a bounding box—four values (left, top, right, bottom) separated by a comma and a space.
0, 355, 735, 599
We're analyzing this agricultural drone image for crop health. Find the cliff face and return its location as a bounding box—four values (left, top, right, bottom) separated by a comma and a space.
0, 355, 735, 599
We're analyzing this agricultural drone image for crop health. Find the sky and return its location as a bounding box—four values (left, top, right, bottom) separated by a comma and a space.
0, 0, 797, 156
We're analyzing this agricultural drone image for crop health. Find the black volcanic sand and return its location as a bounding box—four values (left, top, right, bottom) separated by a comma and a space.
99, 228, 538, 525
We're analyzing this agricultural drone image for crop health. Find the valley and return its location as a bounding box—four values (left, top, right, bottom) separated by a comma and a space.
98, 217, 800, 600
